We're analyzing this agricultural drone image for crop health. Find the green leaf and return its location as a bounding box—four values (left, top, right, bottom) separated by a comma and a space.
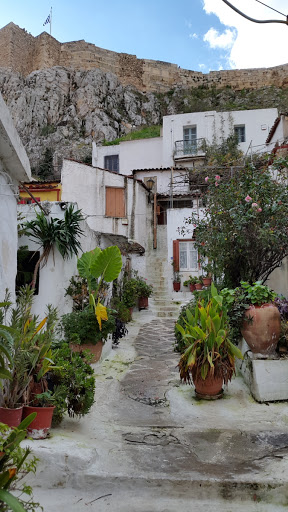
90, 246, 122, 282
227, 339, 243, 359
0, 489, 26, 512
77, 248, 101, 279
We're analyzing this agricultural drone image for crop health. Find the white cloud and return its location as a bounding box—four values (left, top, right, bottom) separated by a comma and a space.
203, 27, 236, 49
202, 0, 288, 69
189, 32, 198, 39
199, 63, 206, 69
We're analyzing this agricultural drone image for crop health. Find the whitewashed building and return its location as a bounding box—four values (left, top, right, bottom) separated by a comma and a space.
0, 92, 31, 303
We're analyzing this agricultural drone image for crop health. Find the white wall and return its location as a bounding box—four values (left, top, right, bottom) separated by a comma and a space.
18, 203, 78, 319
0, 92, 31, 303
92, 137, 163, 175
162, 109, 278, 166
133, 168, 189, 195
167, 207, 205, 286
0, 169, 18, 302
61, 160, 152, 251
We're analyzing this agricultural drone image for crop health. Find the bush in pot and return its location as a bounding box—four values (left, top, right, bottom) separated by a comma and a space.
0, 287, 57, 427
0, 413, 41, 512
176, 283, 243, 399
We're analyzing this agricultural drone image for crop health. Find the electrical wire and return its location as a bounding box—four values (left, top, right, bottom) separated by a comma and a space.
255, 0, 286, 18
222, 0, 288, 24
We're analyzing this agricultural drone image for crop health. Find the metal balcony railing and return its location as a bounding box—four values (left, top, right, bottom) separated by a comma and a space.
174, 138, 206, 159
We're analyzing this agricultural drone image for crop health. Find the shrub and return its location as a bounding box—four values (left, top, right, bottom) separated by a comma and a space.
49, 343, 95, 424
60, 308, 116, 345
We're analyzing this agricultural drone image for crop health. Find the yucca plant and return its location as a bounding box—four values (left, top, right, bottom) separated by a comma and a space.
24, 205, 84, 288
176, 283, 243, 386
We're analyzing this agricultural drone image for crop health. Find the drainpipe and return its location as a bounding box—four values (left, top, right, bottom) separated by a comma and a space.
170, 166, 174, 209
153, 191, 157, 249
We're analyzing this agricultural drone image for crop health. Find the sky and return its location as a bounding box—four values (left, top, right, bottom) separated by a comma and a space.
1, 0, 288, 73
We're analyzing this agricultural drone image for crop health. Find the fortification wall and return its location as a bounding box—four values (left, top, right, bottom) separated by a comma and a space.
1, 22, 288, 93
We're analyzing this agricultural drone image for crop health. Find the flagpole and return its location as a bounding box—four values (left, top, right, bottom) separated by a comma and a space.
50, 7, 52, 36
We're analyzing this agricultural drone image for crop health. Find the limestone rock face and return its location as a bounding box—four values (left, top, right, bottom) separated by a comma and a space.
0, 66, 162, 174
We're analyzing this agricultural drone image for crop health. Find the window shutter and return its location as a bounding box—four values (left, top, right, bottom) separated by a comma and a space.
173, 240, 179, 271
106, 187, 125, 217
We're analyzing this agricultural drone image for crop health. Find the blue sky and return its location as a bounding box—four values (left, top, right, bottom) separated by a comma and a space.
1, 1, 288, 72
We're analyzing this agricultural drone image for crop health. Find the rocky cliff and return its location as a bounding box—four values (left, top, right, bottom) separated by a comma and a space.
0, 65, 288, 177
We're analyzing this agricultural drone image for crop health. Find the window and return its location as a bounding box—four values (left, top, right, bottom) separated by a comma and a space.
104, 155, 119, 173
179, 241, 198, 270
183, 126, 197, 154
18, 197, 41, 204
105, 187, 125, 217
234, 125, 245, 143
16, 249, 40, 295
173, 239, 198, 271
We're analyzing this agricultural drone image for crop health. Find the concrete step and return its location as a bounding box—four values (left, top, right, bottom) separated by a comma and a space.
32, 487, 287, 512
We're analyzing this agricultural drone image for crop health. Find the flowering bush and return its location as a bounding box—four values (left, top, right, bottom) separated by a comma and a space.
181, 158, 288, 288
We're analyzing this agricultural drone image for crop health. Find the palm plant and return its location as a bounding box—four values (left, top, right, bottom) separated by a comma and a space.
24, 205, 84, 288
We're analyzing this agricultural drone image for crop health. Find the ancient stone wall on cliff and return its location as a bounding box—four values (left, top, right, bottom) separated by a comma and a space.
1, 22, 288, 93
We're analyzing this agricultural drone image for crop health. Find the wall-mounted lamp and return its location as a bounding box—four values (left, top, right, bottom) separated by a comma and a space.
146, 178, 155, 191
146, 177, 155, 204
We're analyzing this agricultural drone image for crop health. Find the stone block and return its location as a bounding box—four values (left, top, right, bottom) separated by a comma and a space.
237, 338, 288, 402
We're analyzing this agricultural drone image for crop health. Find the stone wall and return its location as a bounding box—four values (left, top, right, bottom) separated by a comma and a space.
1, 22, 288, 93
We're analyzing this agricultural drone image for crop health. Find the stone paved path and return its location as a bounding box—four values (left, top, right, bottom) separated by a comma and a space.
27, 313, 288, 511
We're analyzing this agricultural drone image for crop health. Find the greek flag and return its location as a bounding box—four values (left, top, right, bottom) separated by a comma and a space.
43, 14, 50, 26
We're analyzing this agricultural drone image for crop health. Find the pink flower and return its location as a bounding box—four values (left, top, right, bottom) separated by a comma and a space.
215, 182, 219, 186
252, 202, 258, 208
257, 208, 262, 212
215, 175, 220, 180
245, 195, 252, 202
205, 176, 209, 182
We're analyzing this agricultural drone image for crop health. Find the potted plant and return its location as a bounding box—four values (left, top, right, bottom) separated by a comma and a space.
172, 261, 182, 292
0, 287, 57, 428
201, 262, 213, 287
60, 307, 116, 362
22, 390, 55, 439
183, 276, 198, 292
135, 276, 153, 310
239, 281, 280, 355
122, 276, 139, 318
176, 283, 243, 399
194, 277, 203, 290
0, 413, 40, 511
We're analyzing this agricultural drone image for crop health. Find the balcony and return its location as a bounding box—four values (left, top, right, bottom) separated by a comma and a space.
174, 138, 207, 162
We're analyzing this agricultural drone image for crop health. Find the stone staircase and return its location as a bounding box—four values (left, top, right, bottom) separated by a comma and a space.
145, 227, 184, 319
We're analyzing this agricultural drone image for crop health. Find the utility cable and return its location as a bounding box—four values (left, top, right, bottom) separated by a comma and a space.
222, 0, 288, 24
255, 0, 286, 18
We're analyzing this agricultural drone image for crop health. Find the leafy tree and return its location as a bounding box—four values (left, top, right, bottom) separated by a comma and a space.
181, 157, 288, 288
24, 205, 84, 288
37, 147, 54, 179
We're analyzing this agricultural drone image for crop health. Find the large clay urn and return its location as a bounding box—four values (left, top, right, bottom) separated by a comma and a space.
241, 303, 281, 355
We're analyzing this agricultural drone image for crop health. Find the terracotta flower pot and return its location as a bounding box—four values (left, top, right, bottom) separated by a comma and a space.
193, 373, 223, 399
173, 282, 181, 292
241, 303, 281, 355
189, 283, 196, 292
195, 283, 203, 290
202, 278, 212, 286
138, 296, 148, 310
70, 340, 104, 363
0, 405, 23, 428
22, 405, 55, 439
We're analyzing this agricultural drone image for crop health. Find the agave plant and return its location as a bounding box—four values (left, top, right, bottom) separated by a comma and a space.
24, 205, 84, 288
